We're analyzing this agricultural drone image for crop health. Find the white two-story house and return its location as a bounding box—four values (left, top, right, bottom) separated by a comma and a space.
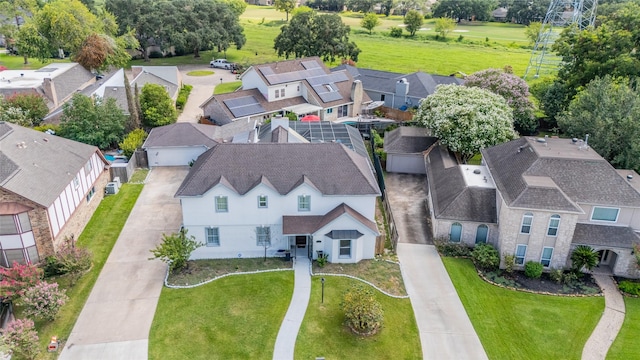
175, 139, 381, 263
200, 57, 370, 125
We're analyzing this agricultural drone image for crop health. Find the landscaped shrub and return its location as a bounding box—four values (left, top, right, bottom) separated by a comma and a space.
571, 245, 599, 273
524, 261, 543, 279
0, 263, 43, 300
562, 271, 579, 285
119, 128, 148, 159
21, 281, 68, 321
503, 254, 515, 274
54, 236, 92, 285
175, 84, 193, 110
371, 129, 384, 148
434, 239, 472, 257
471, 243, 499, 270
549, 268, 563, 284
341, 285, 384, 336
150, 229, 203, 272
1, 318, 40, 360
618, 280, 640, 296
316, 254, 328, 267
389, 27, 403, 37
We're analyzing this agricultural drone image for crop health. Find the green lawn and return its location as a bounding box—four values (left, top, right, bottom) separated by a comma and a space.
608, 297, 640, 359
34, 182, 143, 358
443, 258, 603, 360
149, 271, 293, 360
295, 276, 421, 359
186, 70, 215, 76
214, 81, 242, 94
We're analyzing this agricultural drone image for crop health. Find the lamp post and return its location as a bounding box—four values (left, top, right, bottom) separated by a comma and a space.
321, 277, 325, 303
220, 78, 223, 84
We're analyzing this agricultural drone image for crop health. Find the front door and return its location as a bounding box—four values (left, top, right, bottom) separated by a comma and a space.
296, 235, 306, 248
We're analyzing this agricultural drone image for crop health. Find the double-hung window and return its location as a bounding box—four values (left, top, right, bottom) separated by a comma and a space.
258, 195, 268, 208
520, 213, 533, 234
256, 226, 271, 246
215, 196, 228, 212
298, 195, 310, 211
339, 239, 352, 258
540, 247, 553, 267
205, 227, 220, 247
515, 244, 527, 265
547, 214, 560, 236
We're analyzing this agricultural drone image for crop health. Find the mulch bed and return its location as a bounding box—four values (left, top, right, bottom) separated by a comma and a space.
483, 270, 601, 296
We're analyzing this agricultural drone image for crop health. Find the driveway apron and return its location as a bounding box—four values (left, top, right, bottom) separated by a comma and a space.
59, 167, 189, 360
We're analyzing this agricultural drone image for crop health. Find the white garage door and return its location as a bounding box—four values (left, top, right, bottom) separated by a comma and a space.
147, 147, 208, 167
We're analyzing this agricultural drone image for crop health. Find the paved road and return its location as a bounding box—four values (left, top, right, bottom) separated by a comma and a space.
582, 275, 626, 360
59, 167, 188, 360
385, 173, 433, 244
177, 65, 238, 123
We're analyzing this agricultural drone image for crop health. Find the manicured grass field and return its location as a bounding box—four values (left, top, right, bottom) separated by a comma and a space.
607, 297, 640, 359
295, 276, 421, 359
443, 258, 604, 360
33, 182, 143, 358
213, 80, 242, 94
149, 271, 293, 360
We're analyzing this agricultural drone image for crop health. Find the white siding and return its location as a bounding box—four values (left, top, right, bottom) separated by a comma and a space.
241, 69, 268, 98
147, 146, 208, 167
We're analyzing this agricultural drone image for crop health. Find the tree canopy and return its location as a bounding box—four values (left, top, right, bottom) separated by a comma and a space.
274, 0, 296, 21
464, 68, 537, 134
506, 0, 548, 25
432, 0, 497, 22
274, 11, 360, 62
434, 17, 455, 38
557, 76, 640, 172
361, 13, 380, 34
140, 83, 177, 128
414, 84, 517, 163
403, 10, 423, 37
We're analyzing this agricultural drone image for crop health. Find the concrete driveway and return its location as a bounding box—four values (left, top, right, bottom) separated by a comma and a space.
177, 65, 239, 123
385, 173, 433, 244
60, 167, 189, 360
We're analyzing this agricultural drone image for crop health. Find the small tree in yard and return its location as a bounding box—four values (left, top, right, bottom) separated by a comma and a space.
403, 10, 423, 37
119, 129, 148, 159
55, 235, 93, 285
524, 261, 543, 279
21, 281, 68, 321
0, 263, 43, 301
140, 83, 178, 128
503, 254, 515, 275
361, 13, 381, 35
571, 245, 599, 273
435, 17, 455, 38
341, 285, 384, 336
150, 229, 202, 272
3, 93, 49, 126
1, 318, 39, 360
471, 244, 499, 270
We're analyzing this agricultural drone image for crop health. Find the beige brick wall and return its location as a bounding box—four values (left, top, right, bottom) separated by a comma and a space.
433, 219, 498, 247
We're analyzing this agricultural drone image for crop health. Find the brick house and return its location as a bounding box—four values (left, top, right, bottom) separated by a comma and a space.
0, 122, 109, 266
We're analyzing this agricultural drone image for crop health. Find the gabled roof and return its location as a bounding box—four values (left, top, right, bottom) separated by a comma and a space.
481, 137, 640, 211
383, 127, 436, 154
572, 223, 640, 248
142, 120, 257, 148
131, 72, 179, 98
425, 144, 497, 223
131, 66, 180, 86
175, 142, 380, 197
0, 122, 106, 207
282, 203, 378, 235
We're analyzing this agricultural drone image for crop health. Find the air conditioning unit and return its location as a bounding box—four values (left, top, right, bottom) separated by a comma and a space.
104, 182, 119, 195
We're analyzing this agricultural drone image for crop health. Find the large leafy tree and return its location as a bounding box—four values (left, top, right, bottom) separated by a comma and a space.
432, 0, 497, 22
0, 0, 41, 64
414, 84, 517, 163
140, 83, 177, 128
464, 68, 537, 134
274, 0, 296, 21
434, 17, 455, 38
3, 93, 49, 126
274, 11, 360, 62
403, 10, 423, 36
347, 0, 375, 13
558, 76, 640, 172
58, 93, 127, 149
506, 0, 548, 25
360, 12, 380, 34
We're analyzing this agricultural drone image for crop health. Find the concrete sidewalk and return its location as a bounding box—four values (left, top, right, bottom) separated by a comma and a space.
59, 167, 188, 360
582, 275, 626, 360
398, 243, 488, 360
177, 65, 237, 123
272, 255, 311, 360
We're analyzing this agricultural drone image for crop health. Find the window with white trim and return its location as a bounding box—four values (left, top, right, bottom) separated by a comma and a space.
547, 214, 560, 236
84, 159, 93, 173
339, 239, 351, 258
540, 247, 553, 267
205, 227, 220, 247
337, 104, 348, 118
86, 187, 95, 202
520, 213, 533, 234
258, 195, 268, 208
0, 215, 17, 235
274, 89, 280, 99
280, 89, 285, 97
298, 195, 310, 211
215, 196, 228, 212
256, 226, 271, 246
326, 108, 333, 114
73, 176, 80, 188
515, 244, 527, 265
591, 207, 619, 222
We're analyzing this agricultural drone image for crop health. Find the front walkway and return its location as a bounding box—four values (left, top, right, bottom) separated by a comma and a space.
582, 275, 626, 360
398, 243, 488, 360
272, 254, 311, 360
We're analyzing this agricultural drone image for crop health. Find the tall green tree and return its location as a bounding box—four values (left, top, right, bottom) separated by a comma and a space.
558, 76, 640, 172
274, 0, 296, 21
0, 0, 40, 63
347, 0, 375, 13
3, 93, 49, 126
434, 17, 455, 38
140, 83, 177, 128
274, 11, 360, 62
403, 10, 423, 36
58, 93, 127, 149
361, 12, 380, 34
432, 0, 497, 21
414, 84, 517, 163
506, 0, 548, 25
524, 21, 543, 46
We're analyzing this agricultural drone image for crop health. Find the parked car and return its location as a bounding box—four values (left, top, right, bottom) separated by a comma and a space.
210, 59, 233, 69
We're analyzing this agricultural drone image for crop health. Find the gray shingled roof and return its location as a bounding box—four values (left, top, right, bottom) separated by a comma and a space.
175, 143, 380, 197
572, 223, 640, 248
0, 122, 105, 207
51, 63, 95, 104
143, 123, 218, 148
132, 72, 178, 99
282, 203, 378, 235
425, 145, 497, 223
384, 127, 436, 154
482, 138, 640, 210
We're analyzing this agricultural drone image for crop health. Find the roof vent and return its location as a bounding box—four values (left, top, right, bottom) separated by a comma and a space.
473, 169, 481, 174
628, 174, 634, 181
536, 137, 546, 143
572, 138, 578, 143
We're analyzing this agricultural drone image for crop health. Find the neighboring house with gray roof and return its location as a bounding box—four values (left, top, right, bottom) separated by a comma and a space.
333, 64, 464, 110
142, 120, 257, 167
424, 136, 640, 277
201, 57, 370, 125
175, 141, 380, 263
0, 122, 109, 266
131, 66, 182, 100
384, 126, 437, 174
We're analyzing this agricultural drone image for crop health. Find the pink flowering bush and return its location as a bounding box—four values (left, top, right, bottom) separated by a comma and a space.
0, 262, 43, 300
1, 318, 40, 360
21, 281, 68, 321
465, 68, 537, 134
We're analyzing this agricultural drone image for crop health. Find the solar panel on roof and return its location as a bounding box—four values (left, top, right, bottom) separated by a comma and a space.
319, 91, 343, 102
229, 103, 265, 118
224, 96, 259, 109
302, 60, 320, 69
261, 67, 275, 76
35, 67, 57, 72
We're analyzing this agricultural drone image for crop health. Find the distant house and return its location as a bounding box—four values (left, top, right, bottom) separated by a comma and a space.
131, 66, 182, 100
492, 7, 508, 22
200, 57, 370, 125
0, 122, 109, 266
332, 64, 464, 110
384, 127, 437, 174
425, 136, 640, 278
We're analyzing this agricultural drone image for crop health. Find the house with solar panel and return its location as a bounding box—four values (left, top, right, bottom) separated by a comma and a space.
425, 136, 640, 278
200, 57, 370, 125
0, 122, 110, 266
175, 118, 381, 263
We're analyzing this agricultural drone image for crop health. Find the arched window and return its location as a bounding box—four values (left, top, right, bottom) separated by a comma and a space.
547, 214, 560, 236
475, 224, 489, 244
450, 223, 462, 242
520, 213, 533, 234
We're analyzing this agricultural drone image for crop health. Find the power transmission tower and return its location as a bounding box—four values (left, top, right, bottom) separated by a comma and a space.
523, 0, 598, 80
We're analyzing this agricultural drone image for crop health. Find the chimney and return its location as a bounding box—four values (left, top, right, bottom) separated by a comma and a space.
42, 78, 58, 107
396, 78, 409, 96
350, 80, 363, 117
